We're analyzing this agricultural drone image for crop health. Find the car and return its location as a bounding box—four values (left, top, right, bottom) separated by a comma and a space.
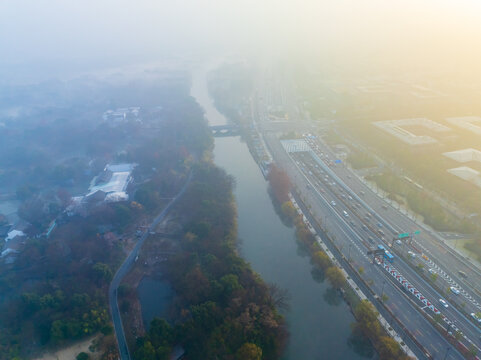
378, 229, 385, 236
408, 251, 416, 258
360, 191, 365, 196
343, 211, 349, 217
330, 201, 336, 206
439, 299, 449, 308
348, 195, 353, 201
395, 240, 402, 245
428, 268, 437, 274
382, 205, 388, 210
377, 222, 383, 228
349, 221, 356, 227
362, 225, 368, 231
471, 313, 481, 323
450, 287, 460, 295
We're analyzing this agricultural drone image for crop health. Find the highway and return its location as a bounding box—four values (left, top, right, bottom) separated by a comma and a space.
109, 171, 192, 360
303, 136, 481, 325
263, 131, 469, 359
292, 144, 481, 349
308, 135, 481, 312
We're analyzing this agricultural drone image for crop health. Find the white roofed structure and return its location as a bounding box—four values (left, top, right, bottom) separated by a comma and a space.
443, 148, 481, 163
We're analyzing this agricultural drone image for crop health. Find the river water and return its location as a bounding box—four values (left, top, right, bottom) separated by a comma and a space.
191, 66, 373, 359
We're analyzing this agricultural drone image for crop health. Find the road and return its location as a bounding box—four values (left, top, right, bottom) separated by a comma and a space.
252, 70, 481, 358
264, 132, 467, 359
109, 171, 193, 360
293, 144, 481, 349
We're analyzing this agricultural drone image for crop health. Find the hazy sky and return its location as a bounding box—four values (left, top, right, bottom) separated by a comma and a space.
1, 0, 481, 81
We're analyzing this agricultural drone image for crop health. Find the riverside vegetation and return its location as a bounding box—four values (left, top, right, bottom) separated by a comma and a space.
268, 164, 409, 360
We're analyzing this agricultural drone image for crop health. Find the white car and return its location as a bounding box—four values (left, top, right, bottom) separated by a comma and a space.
450, 287, 460, 295
330, 201, 336, 206
470, 313, 481, 323
439, 299, 449, 308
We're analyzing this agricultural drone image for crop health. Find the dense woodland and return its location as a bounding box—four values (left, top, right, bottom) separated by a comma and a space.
0, 73, 290, 359
134, 163, 288, 360
0, 76, 215, 359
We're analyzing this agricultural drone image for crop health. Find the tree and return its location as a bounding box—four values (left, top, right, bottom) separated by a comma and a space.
149, 318, 173, 347
92, 262, 113, 283
236, 343, 263, 360
281, 201, 297, 220
430, 273, 438, 282
378, 336, 403, 359
134, 340, 156, 360
354, 300, 381, 339
76, 352, 90, 360
268, 164, 291, 203
313, 251, 332, 270
268, 283, 290, 311
326, 267, 346, 289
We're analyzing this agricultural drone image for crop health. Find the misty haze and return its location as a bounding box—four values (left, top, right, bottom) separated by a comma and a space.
1, 1, 481, 360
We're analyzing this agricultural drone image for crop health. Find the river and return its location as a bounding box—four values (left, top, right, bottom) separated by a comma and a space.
191, 66, 373, 359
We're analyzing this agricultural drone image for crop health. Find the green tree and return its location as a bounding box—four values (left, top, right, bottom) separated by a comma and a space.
92, 262, 113, 283
134, 340, 156, 360
236, 343, 263, 360
76, 352, 90, 360
149, 318, 173, 347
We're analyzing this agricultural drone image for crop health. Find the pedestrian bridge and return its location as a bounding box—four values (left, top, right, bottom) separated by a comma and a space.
209, 124, 240, 137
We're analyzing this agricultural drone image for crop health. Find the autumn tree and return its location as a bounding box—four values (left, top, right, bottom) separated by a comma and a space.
312, 251, 332, 270
236, 343, 263, 360
268, 164, 291, 203
326, 267, 346, 289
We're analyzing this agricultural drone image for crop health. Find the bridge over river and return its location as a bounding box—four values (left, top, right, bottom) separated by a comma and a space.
209, 124, 240, 137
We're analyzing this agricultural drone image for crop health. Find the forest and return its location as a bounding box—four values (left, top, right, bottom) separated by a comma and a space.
0, 77, 215, 359
134, 162, 288, 360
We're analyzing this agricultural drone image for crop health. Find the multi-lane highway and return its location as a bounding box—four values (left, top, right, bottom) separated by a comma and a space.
294, 141, 481, 347
308, 135, 481, 311
251, 71, 481, 357
263, 131, 470, 359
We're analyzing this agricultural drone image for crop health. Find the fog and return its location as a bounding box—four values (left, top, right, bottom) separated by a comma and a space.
2, 0, 481, 82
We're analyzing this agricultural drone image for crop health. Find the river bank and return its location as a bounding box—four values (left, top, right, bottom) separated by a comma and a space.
191, 63, 374, 359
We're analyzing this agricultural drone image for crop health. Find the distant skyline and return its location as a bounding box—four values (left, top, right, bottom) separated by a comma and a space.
1, 0, 481, 82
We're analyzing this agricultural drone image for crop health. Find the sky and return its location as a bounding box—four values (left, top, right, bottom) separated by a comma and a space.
1, 0, 481, 82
